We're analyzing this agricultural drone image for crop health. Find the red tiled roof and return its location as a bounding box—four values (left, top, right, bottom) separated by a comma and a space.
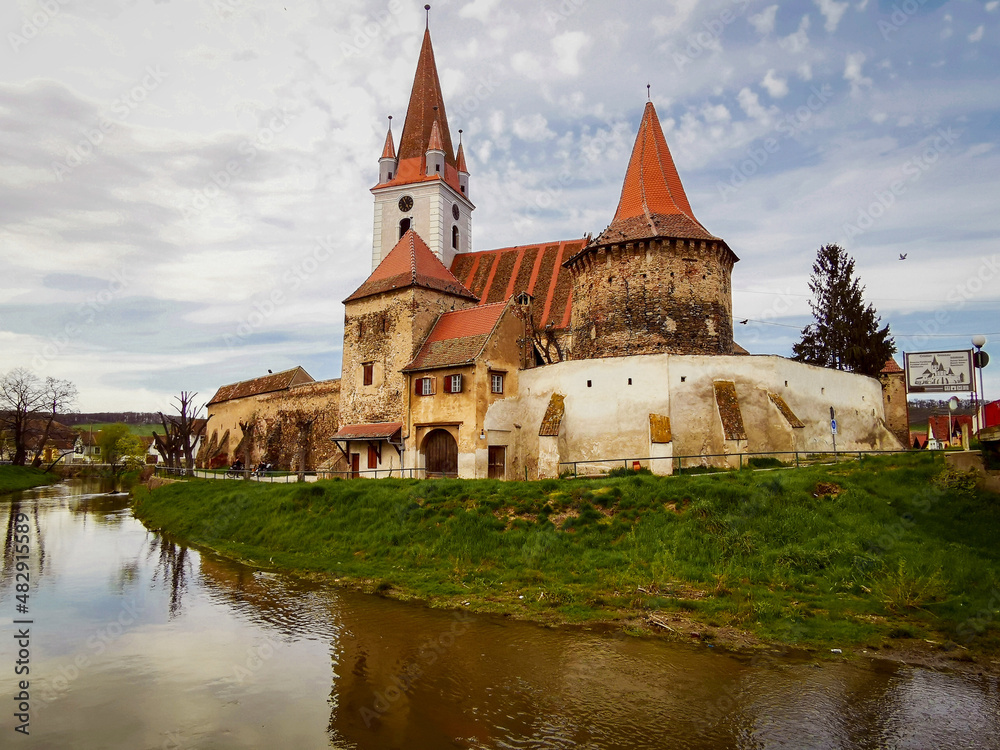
383, 28, 462, 194
449, 239, 584, 330
404, 302, 508, 372
207, 367, 314, 405
910, 431, 928, 449
927, 414, 973, 440
456, 142, 468, 173
333, 423, 403, 441
380, 124, 396, 160
579, 101, 729, 253
880, 358, 904, 374
345, 230, 478, 303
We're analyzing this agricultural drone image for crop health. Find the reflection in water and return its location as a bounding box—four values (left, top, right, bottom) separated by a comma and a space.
147, 535, 191, 617
0, 480, 998, 750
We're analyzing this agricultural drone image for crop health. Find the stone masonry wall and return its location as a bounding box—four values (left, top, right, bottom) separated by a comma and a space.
339, 287, 477, 427
879, 371, 910, 448
200, 379, 343, 471
568, 238, 734, 359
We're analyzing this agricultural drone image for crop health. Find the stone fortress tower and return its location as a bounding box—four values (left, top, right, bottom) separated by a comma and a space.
565, 101, 737, 360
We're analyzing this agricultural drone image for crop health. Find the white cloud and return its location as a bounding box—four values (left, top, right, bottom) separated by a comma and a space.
855, 0, 869, 10
814, 0, 849, 32
512, 113, 555, 142
553, 31, 591, 76
737, 87, 768, 121
761, 69, 789, 98
651, 0, 700, 37
749, 4, 779, 34
986, 1, 998, 11
844, 52, 872, 96
968, 25, 985, 43
780, 15, 811, 53
702, 103, 732, 123
798, 63, 814, 81
458, 0, 502, 24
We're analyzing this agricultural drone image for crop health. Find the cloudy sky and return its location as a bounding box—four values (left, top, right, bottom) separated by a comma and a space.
1, 0, 998, 412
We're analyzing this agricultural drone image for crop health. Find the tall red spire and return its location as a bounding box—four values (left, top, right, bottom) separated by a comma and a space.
598, 101, 718, 244
398, 29, 455, 166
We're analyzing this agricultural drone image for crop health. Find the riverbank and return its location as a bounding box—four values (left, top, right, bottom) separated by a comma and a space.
0, 465, 58, 494
133, 453, 1000, 667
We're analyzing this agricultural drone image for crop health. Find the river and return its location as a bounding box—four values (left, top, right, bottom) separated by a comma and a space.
2, 479, 998, 749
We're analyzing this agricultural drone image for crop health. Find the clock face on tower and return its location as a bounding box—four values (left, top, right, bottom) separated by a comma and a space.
452, 204, 460, 220
398, 195, 414, 212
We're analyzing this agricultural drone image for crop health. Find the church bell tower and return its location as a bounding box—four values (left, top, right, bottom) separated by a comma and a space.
371, 13, 474, 271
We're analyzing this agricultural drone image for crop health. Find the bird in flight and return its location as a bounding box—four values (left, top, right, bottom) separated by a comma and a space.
899, 253, 907, 260
739, 319, 749, 325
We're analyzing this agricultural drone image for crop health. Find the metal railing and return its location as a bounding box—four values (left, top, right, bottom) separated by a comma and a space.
558, 449, 926, 477
154, 466, 427, 482
153, 448, 929, 484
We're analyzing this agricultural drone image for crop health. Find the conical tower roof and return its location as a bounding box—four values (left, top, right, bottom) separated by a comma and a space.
596, 101, 721, 245
398, 29, 456, 165
345, 230, 478, 303
380, 123, 396, 160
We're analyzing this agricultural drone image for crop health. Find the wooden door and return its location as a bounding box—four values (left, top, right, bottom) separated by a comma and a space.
350, 453, 360, 479
424, 429, 458, 478
488, 446, 506, 480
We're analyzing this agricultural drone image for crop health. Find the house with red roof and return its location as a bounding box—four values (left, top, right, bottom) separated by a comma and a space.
202, 15, 905, 479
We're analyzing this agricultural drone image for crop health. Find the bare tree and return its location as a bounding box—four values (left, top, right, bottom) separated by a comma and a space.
0, 369, 46, 466
29, 378, 78, 468
152, 392, 206, 476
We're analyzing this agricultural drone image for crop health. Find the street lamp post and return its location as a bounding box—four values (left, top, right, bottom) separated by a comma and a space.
972, 335, 988, 439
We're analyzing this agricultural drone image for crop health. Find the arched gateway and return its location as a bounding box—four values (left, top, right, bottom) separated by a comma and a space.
423, 429, 458, 478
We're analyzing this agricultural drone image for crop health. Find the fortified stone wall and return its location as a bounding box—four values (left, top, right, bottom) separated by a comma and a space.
200, 379, 343, 471
567, 238, 734, 359
340, 288, 476, 427
485, 354, 903, 478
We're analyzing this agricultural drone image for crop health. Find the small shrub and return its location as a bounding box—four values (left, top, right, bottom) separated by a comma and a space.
606, 466, 653, 478
748, 457, 785, 469
934, 467, 979, 496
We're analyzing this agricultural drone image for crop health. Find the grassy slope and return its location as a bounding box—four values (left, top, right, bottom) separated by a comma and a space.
133, 454, 1000, 652
0, 465, 58, 494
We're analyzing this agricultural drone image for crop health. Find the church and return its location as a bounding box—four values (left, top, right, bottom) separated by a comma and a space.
199, 19, 905, 479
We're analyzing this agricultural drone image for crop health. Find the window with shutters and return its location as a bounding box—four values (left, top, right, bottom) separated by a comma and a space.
415, 377, 436, 396
444, 374, 462, 394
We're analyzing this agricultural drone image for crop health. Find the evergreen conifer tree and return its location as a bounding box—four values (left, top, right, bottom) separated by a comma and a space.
792, 243, 895, 377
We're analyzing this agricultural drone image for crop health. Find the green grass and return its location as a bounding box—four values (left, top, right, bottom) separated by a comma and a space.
0, 465, 58, 494
133, 453, 1000, 653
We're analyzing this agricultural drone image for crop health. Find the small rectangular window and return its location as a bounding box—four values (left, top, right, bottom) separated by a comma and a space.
491, 373, 504, 394
363, 363, 374, 386
415, 377, 436, 396
444, 374, 463, 394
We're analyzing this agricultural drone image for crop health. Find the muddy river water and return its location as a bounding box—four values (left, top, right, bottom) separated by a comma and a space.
2, 479, 998, 749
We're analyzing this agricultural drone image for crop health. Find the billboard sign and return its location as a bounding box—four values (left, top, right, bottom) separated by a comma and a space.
905, 350, 974, 393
